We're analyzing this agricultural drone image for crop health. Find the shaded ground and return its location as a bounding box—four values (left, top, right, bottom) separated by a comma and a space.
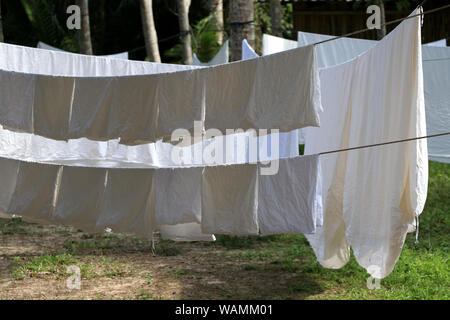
0, 161, 448, 300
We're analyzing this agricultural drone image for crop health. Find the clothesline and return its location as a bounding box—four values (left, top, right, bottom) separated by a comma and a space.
312, 4, 450, 47
319, 132, 450, 156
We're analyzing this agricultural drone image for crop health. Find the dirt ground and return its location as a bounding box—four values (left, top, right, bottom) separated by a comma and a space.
0, 219, 324, 300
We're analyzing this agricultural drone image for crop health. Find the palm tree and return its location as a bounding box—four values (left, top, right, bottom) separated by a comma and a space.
176, 0, 192, 65
76, 0, 93, 54
269, 0, 282, 37
139, 0, 161, 62
209, 0, 223, 45
229, 0, 254, 61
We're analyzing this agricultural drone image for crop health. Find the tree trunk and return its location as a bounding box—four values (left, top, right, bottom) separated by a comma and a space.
229, 0, 254, 61
76, 0, 93, 55
209, 0, 224, 45
0, 1, 4, 43
375, 0, 386, 40
139, 0, 161, 62
269, 0, 282, 37
177, 0, 193, 65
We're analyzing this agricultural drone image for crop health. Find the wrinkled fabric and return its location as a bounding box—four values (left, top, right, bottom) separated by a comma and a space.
205, 44, 320, 133
154, 167, 203, 225
304, 9, 428, 279
0, 42, 320, 144
262, 34, 297, 56
258, 155, 322, 235
97, 169, 155, 238
193, 40, 229, 66
37, 41, 129, 59
242, 39, 300, 157
53, 166, 107, 233
261, 34, 306, 144
298, 30, 450, 163
424, 39, 447, 47
201, 164, 259, 235
242, 39, 258, 60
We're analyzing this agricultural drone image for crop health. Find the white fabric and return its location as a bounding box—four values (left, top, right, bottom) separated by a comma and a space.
258, 155, 322, 235
304, 10, 428, 279
201, 164, 259, 235
8, 162, 59, 225
242, 39, 300, 157
0, 42, 320, 144
53, 166, 107, 233
261, 34, 306, 144
96, 169, 154, 238
424, 39, 447, 47
241, 39, 258, 60
154, 167, 203, 225
205, 44, 321, 134
262, 34, 297, 56
298, 32, 450, 164
193, 40, 229, 66
37, 41, 129, 59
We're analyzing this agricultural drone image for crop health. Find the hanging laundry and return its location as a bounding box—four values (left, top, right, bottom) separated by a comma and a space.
242, 39, 258, 60
424, 39, 447, 47
53, 166, 107, 233
258, 155, 322, 235
37, 41, 130, 59
193, 40, 229, 66
260, 34, 308, 145
0, 43, 321, 145
205, 44, 321, 134
154, 167, 203, 225
297, 31, 450, 164
241, 39, 300, 158
262, 34, 297, 56
201, 164, 259, 235
8, 161, 59, 225
304, 9, 428, 279
96, 169, 155, 238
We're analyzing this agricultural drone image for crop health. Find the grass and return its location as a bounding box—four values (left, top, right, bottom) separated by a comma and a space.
0, 160, 448, 300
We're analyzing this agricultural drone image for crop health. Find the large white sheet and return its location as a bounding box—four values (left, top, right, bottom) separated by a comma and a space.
304, 9, 428, 279
0, 42, 321, 144
297, 30, 450, 163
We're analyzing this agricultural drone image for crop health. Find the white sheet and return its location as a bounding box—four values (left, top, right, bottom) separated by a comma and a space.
154, 167, 203, 225
97, 169, 155, 238
304, 9, 428, 279
424, 39, 447, 47
37, 41, 129, 59
0, 42, 321, 144
262, 34, 297, 56
258, 155, 322, 235
193, 40, 229, 66
261, 34, 306, 145
242, 39, 258, 60
298, 31, 450, 164
201, 164, 259, 235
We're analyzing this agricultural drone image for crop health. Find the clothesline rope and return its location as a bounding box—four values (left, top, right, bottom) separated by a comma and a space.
311, 4, 450, 47
319, 132, 450, 156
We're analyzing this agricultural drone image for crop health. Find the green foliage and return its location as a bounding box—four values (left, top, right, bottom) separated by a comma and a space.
165, 14, 222, 64
19, 0, 78, 51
